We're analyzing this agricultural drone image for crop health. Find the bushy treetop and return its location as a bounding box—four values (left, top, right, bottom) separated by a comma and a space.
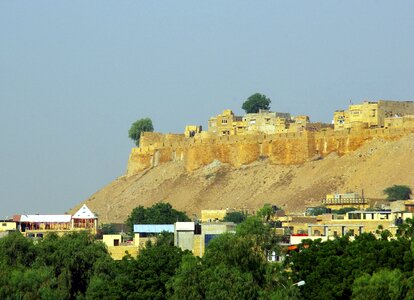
126, 202, 191, 233
383, 185, 412, 201
242, 93, 271, 113
128, 117, 154, 146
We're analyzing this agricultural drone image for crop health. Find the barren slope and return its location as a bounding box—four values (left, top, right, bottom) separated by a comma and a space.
71, 134, 414, 223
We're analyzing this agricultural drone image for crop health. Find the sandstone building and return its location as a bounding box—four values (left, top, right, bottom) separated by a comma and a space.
207, 109, 245, 136
208, 109, 311, 136
126, 99, 414, 176
333, 100, 414, 130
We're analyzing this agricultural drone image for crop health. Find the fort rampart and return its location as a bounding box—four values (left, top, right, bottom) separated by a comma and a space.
126, 128, 414, 176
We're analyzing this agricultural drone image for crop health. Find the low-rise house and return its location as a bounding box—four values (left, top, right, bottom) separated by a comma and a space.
13, 204, 98, 238
0, 219, 17, 232
322, 192, 368, 210
133, 224, 174, 248
102, 234, 138, 260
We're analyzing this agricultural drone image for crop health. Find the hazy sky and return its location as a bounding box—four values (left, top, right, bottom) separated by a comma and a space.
1, 1, 413, 218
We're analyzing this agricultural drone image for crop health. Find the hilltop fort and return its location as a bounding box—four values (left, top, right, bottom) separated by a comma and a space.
127, 99, 414, 176
74, 99, 414, 224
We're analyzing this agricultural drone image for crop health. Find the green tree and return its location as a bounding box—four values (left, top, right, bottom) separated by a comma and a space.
100, 223, 118, 234
0, 231, 112, 299
396, 218, 414, 239
352, 269, 404, 300
288, 233, 414, 299
383, 185, 412, 201
223, 211, 247, 224
167, 255, 204, 300
126, 202, 191, 233
87, 238, 189, 300
34, 231, 110, 299
128, 117, 154, 146
0, 231, 36, 268
242, 93, 271, 113
305, 206, 330, 216
170, 216, 285, 299
257, 204, 275, 222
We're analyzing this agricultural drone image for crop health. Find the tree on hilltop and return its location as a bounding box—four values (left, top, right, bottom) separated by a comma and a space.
128, 118, 154, 146
383, 185, 412, 201
242, 93, 271, 113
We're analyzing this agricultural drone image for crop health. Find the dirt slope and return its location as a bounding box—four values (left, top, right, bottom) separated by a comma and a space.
71, 134, 414, 223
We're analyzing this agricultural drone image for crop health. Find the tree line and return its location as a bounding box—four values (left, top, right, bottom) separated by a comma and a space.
3, 202, 414, 299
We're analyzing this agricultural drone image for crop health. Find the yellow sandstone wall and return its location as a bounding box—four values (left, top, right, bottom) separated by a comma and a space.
107, 246, 139, 260
126, 127, 414, 176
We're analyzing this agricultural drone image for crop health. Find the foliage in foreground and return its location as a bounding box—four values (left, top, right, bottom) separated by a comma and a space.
4, 214, 414, 299
288, 226, 414, 299
169, 216, 299, 299
223, 211, 247, 223
0, 231, 108, 299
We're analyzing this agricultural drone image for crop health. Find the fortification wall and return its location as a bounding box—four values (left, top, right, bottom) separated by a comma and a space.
126, 128, 414, 176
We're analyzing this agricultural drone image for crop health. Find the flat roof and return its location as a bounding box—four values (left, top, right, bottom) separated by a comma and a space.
133, 224, 174, 233
17, 215, 72, 223
348, 211, 391, 214
308, 224, 364, 227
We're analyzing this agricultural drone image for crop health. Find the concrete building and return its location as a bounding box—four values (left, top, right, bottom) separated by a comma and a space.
174, 221, 236, 256
174, 222, 197, 252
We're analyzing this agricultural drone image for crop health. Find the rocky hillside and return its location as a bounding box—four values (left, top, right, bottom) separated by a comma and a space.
71, 134, 414, 224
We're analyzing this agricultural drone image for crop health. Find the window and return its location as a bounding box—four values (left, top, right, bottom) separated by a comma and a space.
2, 223, 6, 227
221, 119, 228, 124
349, 213, 361, 220
205, 234, 218, 246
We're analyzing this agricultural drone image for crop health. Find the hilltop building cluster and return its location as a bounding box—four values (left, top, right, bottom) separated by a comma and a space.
129, 99, 414, 175
185, 99, 414, 137
333, 100, 414, 131
206, 109, 313, 136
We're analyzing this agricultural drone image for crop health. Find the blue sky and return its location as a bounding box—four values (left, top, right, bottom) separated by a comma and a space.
1, 1, 413, 218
